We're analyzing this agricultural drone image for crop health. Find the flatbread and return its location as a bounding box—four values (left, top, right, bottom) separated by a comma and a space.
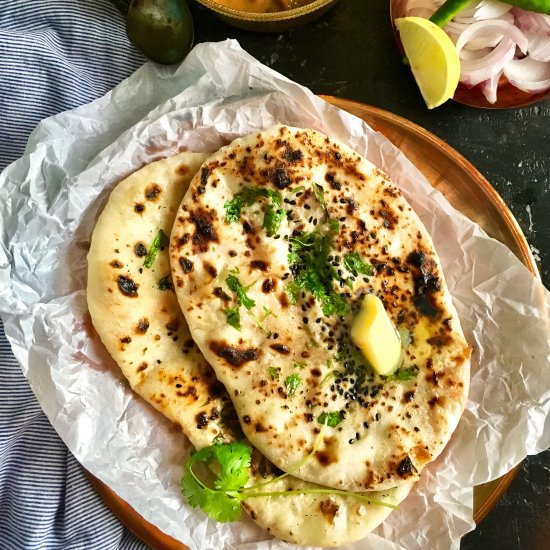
87, 152, 413, 547
171, 126, 471, 493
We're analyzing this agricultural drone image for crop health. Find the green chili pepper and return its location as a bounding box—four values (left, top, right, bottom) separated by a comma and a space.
430, 1, 475, 27
500, 0, 550, 16
431, 0, 550, 28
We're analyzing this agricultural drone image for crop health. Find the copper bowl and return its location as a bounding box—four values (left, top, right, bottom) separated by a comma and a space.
196, 0, 338, 32
389, 0, 550, 109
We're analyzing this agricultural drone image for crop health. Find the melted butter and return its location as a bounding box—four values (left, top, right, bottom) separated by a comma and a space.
350, 294, 402, 376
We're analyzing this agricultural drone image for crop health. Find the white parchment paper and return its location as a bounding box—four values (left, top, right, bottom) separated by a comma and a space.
0, 40, 549, 550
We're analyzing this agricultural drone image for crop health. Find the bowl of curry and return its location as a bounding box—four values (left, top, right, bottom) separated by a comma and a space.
196, 0, 338, 32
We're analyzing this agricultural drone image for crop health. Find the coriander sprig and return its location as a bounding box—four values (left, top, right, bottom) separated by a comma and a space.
287, 231, 349, 317
143, 229, 169, 269
224, 185, 284, 237
181, 422, 397, 522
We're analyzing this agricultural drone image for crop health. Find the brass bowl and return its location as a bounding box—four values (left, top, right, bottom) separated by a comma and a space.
196, 0, 338, 32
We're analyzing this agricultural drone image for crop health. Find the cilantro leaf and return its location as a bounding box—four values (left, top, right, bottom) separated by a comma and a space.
262, 189, 284, 237
285, 373, 302, 398
263, 202, 285, 236
224, 186, 285, 236
182, 459, 241, 523
287, 231, 349, 317
225, 306, 241, 330
203, 491, 242, 523
313, 183, 326, 210
343, 252, 373, 277
181, 442, 252, 523
212, 441, 252, 491
320, 291, 349, 317
328, 218, 340, 233
385, 366, 418, 382
143, 229, 169, 269
317, 411, 343, 427
226, 273, 256, 310
268, 367, 279, 380
285, 281, 300, 305
293, 362, 306, 370
224, 186, 264, 223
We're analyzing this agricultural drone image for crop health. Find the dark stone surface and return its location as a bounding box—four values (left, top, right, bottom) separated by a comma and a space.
185, 1, 550, 549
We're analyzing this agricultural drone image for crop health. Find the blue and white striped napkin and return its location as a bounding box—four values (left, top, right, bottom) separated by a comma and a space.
0, 1, 148, 548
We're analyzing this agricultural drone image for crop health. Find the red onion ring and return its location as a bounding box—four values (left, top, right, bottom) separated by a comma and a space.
460, 37, 517, 87
503, 56, 550, 92
480, 70, 503, 103
511, 7, 550, 36
456, 19, 528, 54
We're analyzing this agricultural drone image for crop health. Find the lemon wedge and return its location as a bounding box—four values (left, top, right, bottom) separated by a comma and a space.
351, 294, 402, 376
395, 16, 460, 109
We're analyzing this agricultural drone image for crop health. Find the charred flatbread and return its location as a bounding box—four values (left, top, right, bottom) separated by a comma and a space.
171, 126, 471, 493
87, 152, 413, 547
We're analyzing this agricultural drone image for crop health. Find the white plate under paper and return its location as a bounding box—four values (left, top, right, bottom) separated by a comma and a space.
0, 40, 549, 550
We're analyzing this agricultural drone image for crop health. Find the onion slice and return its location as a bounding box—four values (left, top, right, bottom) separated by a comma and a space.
475, 1, 513, 21
480, 70, 503, 103
456, 19, 529, 54
512, 7, 550, 36
526, 32, 550, 62
459, 37, 517, 87
503, 56, 550, 93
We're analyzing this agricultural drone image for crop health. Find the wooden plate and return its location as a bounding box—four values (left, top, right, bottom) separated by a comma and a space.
389, 0, 550, 109
88, 98, 539, 549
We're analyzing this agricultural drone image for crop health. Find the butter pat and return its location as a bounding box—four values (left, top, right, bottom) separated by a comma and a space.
351, 294, 402, 376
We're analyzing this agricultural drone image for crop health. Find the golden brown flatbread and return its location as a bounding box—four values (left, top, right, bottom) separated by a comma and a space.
170, 126, 471, 493
87, 152, 413, 547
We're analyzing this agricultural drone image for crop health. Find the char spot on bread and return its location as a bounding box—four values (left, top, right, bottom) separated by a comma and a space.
145, 183, 162, 201
117, 275, 138, 297
189, 208, 218, 253
136, 319, 149, 333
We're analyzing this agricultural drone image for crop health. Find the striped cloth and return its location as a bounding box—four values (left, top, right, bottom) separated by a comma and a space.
0, 1, 149, 548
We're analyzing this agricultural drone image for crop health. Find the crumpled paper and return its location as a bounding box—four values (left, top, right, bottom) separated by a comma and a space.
0, 40, 549, 550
